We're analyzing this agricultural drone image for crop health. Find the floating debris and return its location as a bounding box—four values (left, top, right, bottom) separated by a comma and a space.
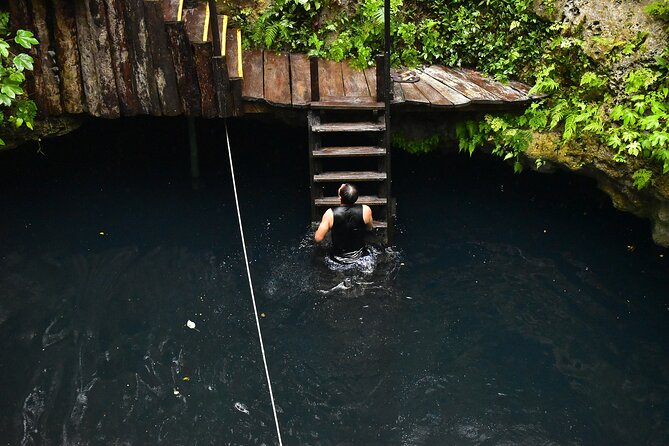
186, 320, 196, 329
173, 389, 180, 396
182, 377, 190, 381
234, 402, 250, 415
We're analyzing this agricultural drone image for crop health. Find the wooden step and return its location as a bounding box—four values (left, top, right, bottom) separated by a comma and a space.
313, 146, 386, 157
315, 196, 388, 206
311, 122, 385, 133
311, 97, 385, 110
314, 171, 387, 182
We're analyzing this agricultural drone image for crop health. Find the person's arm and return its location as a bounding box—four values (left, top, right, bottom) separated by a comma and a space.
314, 208, 334, 242
362, 205, 374, 230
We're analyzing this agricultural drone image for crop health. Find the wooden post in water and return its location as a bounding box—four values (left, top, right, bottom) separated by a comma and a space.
188, 116, 200, 180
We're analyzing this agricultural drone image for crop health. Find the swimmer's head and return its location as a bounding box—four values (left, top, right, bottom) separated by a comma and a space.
338, 183, 359, 205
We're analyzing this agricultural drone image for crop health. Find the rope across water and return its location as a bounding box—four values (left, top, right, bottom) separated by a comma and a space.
224, 120, 284, 445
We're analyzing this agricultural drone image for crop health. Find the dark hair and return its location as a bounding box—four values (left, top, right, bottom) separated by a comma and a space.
340, 183, 359, 205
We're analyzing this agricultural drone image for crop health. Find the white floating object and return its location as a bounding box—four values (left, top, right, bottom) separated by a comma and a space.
234, 402, 250, 415
186, 320, 196, 329
173, 389, 180, 395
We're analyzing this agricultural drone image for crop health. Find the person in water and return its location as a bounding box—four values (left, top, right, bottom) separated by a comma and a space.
314, 183, 374, 261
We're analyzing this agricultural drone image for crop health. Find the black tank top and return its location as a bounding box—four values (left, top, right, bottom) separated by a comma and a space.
331, 205, 366, 255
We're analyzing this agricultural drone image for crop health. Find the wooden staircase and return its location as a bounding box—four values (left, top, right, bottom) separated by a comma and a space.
308, 98, 394, 242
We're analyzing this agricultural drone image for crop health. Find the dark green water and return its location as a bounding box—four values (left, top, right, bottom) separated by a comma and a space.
0, 117, 667, 445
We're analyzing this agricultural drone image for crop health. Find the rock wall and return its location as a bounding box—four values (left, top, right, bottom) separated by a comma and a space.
527, 0, 669, 246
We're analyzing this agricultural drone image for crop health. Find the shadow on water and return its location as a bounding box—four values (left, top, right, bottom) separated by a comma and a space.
0, 117, 667, 445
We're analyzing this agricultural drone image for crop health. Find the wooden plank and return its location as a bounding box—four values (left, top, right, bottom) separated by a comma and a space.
241, 49, 264, 99
74, 0, 102, 115
315, 196, 387, 206
162, 0, 180, 21
392, 80, 404, 103
166, 21, 202, 116
289, 53, 311, 106
314, 171, 387, 182
400, 82, 429, 104
181, 2, 206, 42
413, 77, 453, 106
363, 67, 377, 101
418, 70, 469, 105
144, 0, 181, 116
458, 68, 525, 102
509, 80, 533, 97
230, 77, 244, 116
263, 51, 291, 105
105, 0, 141, 116
342, 60, 370, 97
313, 146, 386, 157
318, 59, 344, 97
87, 0, 121, 117
8, 0, 32, 30
192, 42, 218, 117
311, 122, 385, 132
124, 0, 161, 115
51, 0, 85, 113
423, 65, 499, 102
225, 28, 241, 78
212, 55, 232, 117
311, 98, 383, 109
29, 0, 62, 115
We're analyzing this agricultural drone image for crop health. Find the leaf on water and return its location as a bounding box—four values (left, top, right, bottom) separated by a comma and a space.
234, 402, 250, 415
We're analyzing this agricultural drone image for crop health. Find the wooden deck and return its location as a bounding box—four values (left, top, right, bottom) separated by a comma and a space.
11, 0, 538, 119
240, 49, 537, 110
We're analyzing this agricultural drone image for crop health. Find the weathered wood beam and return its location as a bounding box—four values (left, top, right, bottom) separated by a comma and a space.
242, 49, 264, 100
104, 0, 141, 115
192, 42, 218, 118
31, 0, 64, 115
50, 0, 85, 114
74, 0, 103, 116
263, 51, 291, 105
212, 55, 232, 117
166, 21, 201, 116
230, 77, 243, 116
144, 0, 181, 116
123, 0, 161, 115
290, 53, 310, 106
86, 0, 121, 117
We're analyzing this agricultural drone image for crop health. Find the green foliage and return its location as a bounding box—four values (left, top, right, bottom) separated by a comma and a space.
457, 16, 669, 179
632, 168, 654, 190
237, 0, 551, 77
392, 133, 440, 155
0, 11, 38, 145
646, 0, 669, 31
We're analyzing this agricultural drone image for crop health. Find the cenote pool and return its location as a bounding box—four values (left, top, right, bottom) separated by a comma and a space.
0, 117, 667, 445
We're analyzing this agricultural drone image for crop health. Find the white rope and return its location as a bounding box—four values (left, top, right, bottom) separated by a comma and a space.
224, 120, 283, 446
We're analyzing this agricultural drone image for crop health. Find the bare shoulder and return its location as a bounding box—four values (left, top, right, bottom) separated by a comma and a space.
362, 204, 373, 223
